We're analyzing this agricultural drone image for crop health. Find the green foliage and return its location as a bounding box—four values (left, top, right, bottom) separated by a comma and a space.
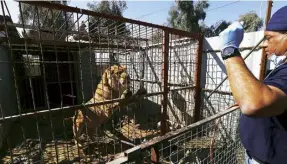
87, 0, 129, 36
167, 0, 209, 33
204, 20, 231, 37
238, 11, 263, 32
200, 23, 213, 37
150, 30, 163, 44
18, 1, 74, 31
202, 10, 263, 37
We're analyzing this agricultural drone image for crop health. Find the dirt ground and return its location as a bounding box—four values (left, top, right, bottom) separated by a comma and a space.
0, 111, 161, 164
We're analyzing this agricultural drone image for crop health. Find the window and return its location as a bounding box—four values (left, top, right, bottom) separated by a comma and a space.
22, 54, 41, 77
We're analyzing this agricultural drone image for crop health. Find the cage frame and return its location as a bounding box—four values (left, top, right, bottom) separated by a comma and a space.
0, 0, 203, 131
0, 1, 249, 163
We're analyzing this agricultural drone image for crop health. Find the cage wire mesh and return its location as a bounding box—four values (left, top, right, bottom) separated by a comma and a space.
107, 14, 245, 164
200, 51, 235, 119
0, 1, 204, 163
109, 108, 244, 164
167, 35, 198, 127
0, 1, 245, 164
107, 48, 245, 164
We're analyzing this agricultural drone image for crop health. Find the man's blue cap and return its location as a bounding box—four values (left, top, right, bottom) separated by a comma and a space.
266, 6, 287, 31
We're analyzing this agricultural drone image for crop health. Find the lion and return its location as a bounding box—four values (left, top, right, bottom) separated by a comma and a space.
72, 64, 146, 147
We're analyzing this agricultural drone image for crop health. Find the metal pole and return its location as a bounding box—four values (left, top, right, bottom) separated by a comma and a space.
193, 35, 203, 122
161, 30, 169, 135
259, 0, 273, 80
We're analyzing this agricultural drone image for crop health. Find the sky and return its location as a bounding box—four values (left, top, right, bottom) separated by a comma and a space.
69, 0, 287, 27
3, 0, 287, 30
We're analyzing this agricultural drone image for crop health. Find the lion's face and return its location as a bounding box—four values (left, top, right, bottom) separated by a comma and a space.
102, 65, 130, 94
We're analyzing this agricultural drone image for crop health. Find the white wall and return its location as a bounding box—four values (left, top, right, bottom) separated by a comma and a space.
202, 31, 265, 91
202, 31, 266, 141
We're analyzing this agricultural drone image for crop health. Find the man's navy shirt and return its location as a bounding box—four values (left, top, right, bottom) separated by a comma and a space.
240, 62, 287, 164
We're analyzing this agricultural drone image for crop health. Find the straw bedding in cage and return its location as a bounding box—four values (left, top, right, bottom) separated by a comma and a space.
183, 136, 219, 149
1, 138, 120, 164
1, 139, 84, 164
120, 117, 161, 143
1, 119, 160, 163
156, 136, 235, 164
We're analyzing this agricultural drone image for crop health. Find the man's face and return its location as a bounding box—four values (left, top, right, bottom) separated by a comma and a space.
262, 31, 287, 57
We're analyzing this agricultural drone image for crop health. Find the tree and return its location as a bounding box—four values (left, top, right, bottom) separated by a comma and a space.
238, 11, 263, 32
195, 20, 231, 38
150, 29, 163, 44
200, 23, 213, 37
167, 0, 209, 33
209, 20, 231, 37
18, 1, 74, 40
18, 1, 74, 30
87, 0, 130, 37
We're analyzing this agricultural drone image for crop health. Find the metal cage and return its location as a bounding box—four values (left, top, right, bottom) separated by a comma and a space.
0, 1, 244, 164
109, 106, 243, 164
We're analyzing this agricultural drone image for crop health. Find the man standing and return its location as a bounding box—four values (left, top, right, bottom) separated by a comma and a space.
219, 6, 287, 164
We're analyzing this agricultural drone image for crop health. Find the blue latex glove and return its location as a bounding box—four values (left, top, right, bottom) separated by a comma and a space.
219, 21, 244, 51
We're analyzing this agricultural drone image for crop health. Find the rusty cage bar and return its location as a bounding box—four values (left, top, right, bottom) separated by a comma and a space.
0, 1, 245, 164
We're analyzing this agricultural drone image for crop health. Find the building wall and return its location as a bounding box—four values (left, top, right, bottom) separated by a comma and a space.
0, 46, 18, 149
75, 50, 100, 103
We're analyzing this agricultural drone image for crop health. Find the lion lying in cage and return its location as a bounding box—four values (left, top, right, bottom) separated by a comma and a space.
72, 64, 147, 148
